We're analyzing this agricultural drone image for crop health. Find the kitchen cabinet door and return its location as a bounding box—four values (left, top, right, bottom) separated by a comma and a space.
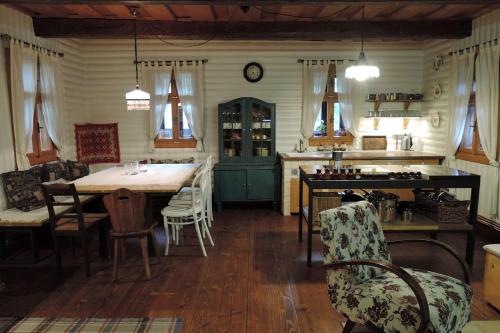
219, 170, 247, 202
246, 169, 275, 200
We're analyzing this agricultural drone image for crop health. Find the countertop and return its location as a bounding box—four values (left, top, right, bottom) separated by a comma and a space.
279, 150, 446, 161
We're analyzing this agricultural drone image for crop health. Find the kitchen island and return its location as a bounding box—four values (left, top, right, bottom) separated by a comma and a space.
279, 150, 445, 216
298, 164, 479, 267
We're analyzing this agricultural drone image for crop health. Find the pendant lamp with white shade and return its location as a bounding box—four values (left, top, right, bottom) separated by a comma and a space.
345, 6, 380, 82
125, 8, 150, 111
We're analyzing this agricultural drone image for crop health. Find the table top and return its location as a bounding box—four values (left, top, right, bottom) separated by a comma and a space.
299, 164, 480, 179
73, 163, 201, 194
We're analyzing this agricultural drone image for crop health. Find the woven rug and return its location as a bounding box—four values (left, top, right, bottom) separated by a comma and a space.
75, 123, 120, 164
0, 317, 183, 333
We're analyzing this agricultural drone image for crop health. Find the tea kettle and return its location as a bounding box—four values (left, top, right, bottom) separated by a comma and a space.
401, 134, 413, 151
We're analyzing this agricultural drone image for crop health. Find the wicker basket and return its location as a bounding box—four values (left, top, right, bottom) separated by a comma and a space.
312, 192, 342, 231
414, 190, 469, 223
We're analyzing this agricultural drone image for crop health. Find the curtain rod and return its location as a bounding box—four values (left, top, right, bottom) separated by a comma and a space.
297, 58, 356, 63
0, 33, 64, 58
135, 59, 208, 65
448, 38, 498, 56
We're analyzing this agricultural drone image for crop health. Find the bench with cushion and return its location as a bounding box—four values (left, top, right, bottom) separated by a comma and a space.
0, 160, 94, 263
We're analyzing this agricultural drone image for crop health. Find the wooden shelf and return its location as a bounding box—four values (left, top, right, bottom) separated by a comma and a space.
302, 206, 472, 233
366, 99, 422, 112
364, 110, 421, 118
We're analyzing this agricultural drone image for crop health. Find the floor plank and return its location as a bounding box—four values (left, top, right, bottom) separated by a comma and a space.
0, 208, 499, 333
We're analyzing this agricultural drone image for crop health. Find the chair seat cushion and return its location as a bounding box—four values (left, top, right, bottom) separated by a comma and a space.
55, 213, 108, 232
328, 267, 472, 333
161, 204, 202, 217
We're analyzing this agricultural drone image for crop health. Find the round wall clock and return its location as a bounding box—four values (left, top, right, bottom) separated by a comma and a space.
243, 62, 264, 83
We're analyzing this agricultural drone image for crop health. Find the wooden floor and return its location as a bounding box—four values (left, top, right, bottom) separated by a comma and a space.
0, 208, 499, 332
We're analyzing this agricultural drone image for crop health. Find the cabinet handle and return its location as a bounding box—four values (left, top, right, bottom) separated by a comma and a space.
248, 184, 252, 187
242, 184, 246, 187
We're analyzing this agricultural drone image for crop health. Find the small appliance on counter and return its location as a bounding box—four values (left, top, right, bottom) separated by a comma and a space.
395, 133, 413, 151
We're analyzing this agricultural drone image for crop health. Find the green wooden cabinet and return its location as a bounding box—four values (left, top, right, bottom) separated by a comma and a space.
214, 97, 280, 210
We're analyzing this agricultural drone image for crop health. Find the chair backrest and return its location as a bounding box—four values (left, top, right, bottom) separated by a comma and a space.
103, 188, 147, 233
190, 165, 209, 208
41, 183, 85, 231
319, 201, 391, 283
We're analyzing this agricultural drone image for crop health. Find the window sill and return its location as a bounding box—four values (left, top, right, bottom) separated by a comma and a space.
308, 135, 353, 147
455, 152, 490, 165
155, 139, 197, 149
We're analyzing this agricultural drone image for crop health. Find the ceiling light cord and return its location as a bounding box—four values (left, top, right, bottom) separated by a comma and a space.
133, 12, 139, 88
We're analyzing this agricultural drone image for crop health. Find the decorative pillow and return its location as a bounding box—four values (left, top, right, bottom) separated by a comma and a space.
42, 160, 70, 182
1, 169, 45, 212
66, 160, 90, 180
150, 157, 195, 164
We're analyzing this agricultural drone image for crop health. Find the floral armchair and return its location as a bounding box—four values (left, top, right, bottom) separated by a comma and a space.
319, 201, 472, 333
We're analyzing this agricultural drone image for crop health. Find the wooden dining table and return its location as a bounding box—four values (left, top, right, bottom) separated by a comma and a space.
72, 163, 201, 194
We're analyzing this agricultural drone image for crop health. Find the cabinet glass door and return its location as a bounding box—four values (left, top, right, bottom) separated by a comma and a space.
250, 102, 273, 159
221, 103, 243, 159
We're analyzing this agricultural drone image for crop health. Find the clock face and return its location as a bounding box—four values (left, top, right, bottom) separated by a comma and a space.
244, 62, 263, 83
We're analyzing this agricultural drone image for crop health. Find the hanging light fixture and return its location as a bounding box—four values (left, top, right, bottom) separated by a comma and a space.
125, 8, 150, 111
345, 6, 380, 81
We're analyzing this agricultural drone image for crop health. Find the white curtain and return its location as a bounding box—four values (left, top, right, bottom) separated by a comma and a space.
475, 43, 500, 217
10, 40, 38, 171
301, 60, 330, 139
141, 65, 172, 152
174, 61, 205, 151
446, 52, 475, 159
39, 51, 66, 159
336, 61, 361, 138
0, 39, 15, 211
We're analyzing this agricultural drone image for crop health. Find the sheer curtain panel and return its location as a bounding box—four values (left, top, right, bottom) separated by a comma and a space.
141, 65, 172, 152
301, 60, 330, 139
10, 40, 37, 170
447, 52, 475, 160
475, 43, 500, 217
39, 51, 66, 159
173, 61, 205, 151
336, 62, 361, 138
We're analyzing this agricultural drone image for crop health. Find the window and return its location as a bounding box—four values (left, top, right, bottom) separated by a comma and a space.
456, 79, 499, 164
155, 73, 196, 148
4, 48, 57, 166
309, 64, 352, 146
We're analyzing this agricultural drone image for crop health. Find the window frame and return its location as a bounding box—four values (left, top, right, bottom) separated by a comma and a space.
154, 73, 197, 149
4, 47, 57, 166
456, 72, 500, 165
308, 64, 353, 147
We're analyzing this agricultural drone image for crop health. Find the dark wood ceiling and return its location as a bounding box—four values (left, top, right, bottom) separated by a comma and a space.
4, 1, 499, 40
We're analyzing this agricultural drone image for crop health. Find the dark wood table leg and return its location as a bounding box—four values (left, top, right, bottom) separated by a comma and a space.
307, 186, 313, 267
29, 229, 39, 263
98, 220, 110, 258
299, 172, 303, 242
0, 233, 6, 260
466, 185, 480, 266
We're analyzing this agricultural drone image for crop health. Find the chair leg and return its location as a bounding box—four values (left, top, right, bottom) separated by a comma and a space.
120, 239, 126, 262
163, 217, 170, 256
81, 235, 91, 277
53, 235, 62, 276
139, 237, 151, 279
202, 217, 214, 247
113, 239, 119, 282
149, 230, 161, 262
342, 320, 356, 333
194, 217, 207, 257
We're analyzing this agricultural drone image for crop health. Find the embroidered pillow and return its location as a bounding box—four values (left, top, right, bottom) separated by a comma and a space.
41, 160, 70, 182
150, 157, 195, 164
1, 169, 45, 211
66, 160, 90, 180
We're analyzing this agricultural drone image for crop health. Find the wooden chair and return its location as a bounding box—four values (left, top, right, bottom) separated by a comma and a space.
41, 183, 109, 277
103, 188, 161, 281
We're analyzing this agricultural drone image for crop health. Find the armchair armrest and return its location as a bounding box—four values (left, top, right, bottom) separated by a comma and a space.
324, 259, 430, 333
387, 239, 470, 285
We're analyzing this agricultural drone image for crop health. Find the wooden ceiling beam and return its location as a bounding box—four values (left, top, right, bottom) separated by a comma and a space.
1, 1, 497, 5
32, 17, 472, 39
